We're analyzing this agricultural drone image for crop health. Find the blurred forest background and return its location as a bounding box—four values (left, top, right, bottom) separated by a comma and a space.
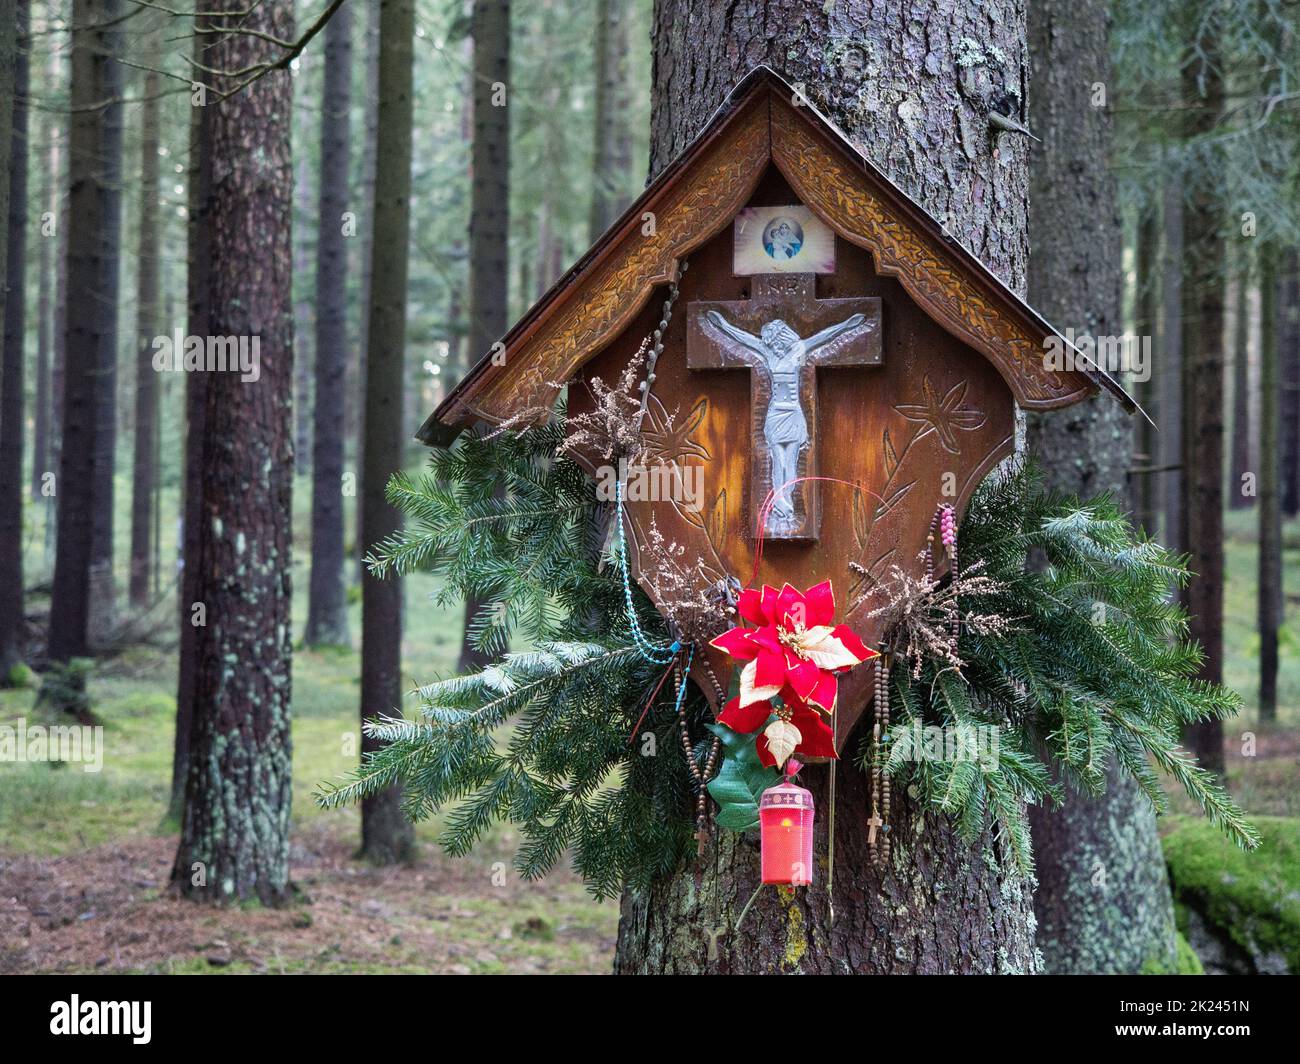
0, 0, 1297, 975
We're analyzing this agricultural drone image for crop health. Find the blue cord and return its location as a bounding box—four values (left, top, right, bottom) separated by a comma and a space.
615, 477, 680, 665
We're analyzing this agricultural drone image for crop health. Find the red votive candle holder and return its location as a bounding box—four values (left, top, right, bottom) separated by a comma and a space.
759, 780, 815, 886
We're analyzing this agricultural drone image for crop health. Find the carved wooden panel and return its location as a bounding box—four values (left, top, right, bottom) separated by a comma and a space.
572, 169, 1016, 750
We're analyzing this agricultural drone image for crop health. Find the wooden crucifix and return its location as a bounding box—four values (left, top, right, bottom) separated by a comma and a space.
686, 273, 882, 541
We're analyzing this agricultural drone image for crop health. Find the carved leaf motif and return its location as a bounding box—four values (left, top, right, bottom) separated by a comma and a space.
875, 480, 915, 518
894, 376, 987, 454
707, 489, 728, 552
851, 490, 870, 552
642, 394, 712, 464
882, 427, 899, 479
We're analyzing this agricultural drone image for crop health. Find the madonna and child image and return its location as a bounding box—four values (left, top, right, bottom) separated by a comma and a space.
733, 203, 836, 275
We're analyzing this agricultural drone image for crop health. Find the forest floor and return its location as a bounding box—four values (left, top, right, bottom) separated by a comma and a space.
1, 495, 1297, 974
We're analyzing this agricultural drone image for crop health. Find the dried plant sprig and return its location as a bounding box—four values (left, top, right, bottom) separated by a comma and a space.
558, 336, 651, 464
638, 515, 735, 641
861, 554, 1016, 679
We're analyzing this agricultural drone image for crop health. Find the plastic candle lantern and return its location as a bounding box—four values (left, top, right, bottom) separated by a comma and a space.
759, 780, 815, 886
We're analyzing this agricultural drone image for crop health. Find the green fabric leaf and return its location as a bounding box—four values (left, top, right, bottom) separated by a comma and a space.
706, 722, 778, 833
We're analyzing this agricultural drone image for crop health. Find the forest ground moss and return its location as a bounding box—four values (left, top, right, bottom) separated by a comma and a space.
1162, 815, 1300, 974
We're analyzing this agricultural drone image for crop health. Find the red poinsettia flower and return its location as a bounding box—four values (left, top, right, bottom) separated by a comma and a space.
709, 579, 876, 714
718, 689, 839, 767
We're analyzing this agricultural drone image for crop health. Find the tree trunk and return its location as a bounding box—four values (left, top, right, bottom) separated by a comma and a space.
1257, 243, 1279, 721
50, 0, 116, 665
172, 0, 295, 903
353, 0, 381, 582
293, 150, 313, 476
86, 0, 123, 646
1132, 202, 1159, 536
305, 1, 352, 647
1228, 252, 1253, 509
1158, 176, 1184, 553
129, 57, 161, 609
357, 0, 416, 865
1179, 43, 1226, 777
589, 0, 631, 241
32, 84, 57, 505
615, 0, 1040, 974
1022, 0, 1178, 975
459, 0, 511, 676
0, 0, 27, 682
1281, 248, 1299, 518
170, 28, 213, 825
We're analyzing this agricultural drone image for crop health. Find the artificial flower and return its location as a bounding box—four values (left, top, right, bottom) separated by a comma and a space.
710, 579, 877, 713
717, 689, 838, 767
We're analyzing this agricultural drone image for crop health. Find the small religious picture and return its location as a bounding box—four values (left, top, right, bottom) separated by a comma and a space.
733, 204, 835, 276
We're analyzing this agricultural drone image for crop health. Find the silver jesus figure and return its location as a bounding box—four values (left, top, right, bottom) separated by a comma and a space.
704, 309, 867, 534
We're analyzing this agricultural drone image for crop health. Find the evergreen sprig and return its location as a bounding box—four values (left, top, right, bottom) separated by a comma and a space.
318, 424, 1257, 899
320, 421, 708, 898
870, 462, 1259, 875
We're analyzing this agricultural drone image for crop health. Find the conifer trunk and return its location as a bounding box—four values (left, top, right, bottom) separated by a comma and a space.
1159, 177, 1184, 553
173, 0, 296, 903
32, 84, 55, 505
306, 1, 352, 647
1257, 244, 1279, 721
1179, 40, 1227, 777
1022, 0, 1178, 975
459, 0, 511, 676
50, 0, 115, 665
0, 0, 27, 682
589, 0, 631, 241
86, 0, 123, 646
170, 18, 214, 825
358, 0, 416, 864
1133, 204, 1159, 537
1229, 257, 1253, 510
615, 0, 1039, 974
129, 56, 161, 609
1281, 249, 1299, 518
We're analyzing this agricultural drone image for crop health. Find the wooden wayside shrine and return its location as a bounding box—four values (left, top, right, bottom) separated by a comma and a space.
420, 67, 1134, 750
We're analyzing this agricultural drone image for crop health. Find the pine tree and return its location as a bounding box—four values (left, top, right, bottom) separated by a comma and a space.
173, 0, 296, 904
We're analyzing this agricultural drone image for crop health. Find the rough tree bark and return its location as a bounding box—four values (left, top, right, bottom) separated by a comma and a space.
1132, 203, 1158, 536
1159, 176, 1184, 553
589, 0, 632, 241
0, 0, 27, 682
292, 150, 313, 476
357, 0, 416, 865
1257, 243, 1279, 721
459, 0, 511, 676
353, 0, 381, 581
32, 56, 57, 506
1179, 40, 1226, 777
615, 0, 1040, 974
50, 0, 115, 665
169, 17, 214, 825
86, 0, 123, 646
129, 53, 161, 609
1228, 253, 1253, 510
172, 0, 295, 903
1022, 0, 1178, 975
305, 1, 352, 647
1281, 248, 1299, 518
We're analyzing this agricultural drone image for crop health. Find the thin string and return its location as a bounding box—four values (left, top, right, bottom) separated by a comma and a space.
750, 475, 888, 585
615, 476, 680, 665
